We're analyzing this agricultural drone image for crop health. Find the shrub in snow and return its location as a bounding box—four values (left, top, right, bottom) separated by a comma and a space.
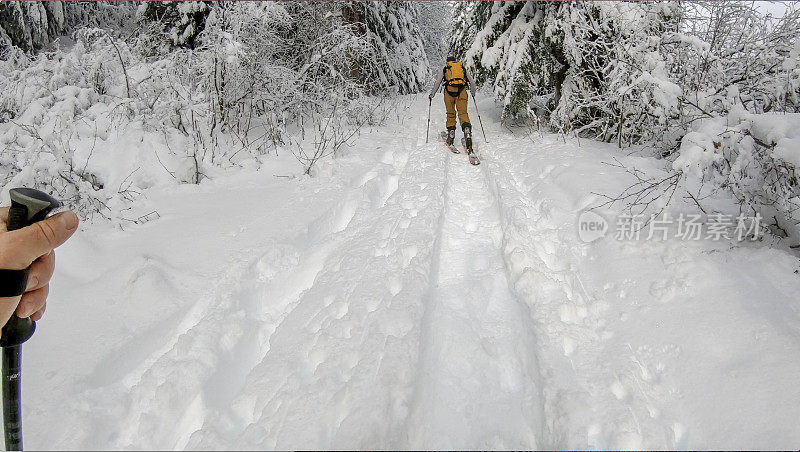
184, 2, 432, 174
1, 1, 443, 222
674, 110, 800, 241
0, 31, 153, 221
663, 3, 800, 240
190, 2, 377, 173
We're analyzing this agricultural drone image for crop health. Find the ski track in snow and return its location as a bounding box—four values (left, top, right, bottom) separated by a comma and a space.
23, 95, 800, 449
197, 124, 451, 449
404, 148, 544, 449
483, 135, 681, 449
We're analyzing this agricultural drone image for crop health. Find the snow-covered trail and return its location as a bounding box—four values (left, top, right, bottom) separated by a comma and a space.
191, 133, 452, 449
21, 94, 800, 450
188, 100, 548, 449
405, 151, 544, 448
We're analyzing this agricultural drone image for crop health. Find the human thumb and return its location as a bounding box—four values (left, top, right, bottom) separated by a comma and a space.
1, 211, 78, 269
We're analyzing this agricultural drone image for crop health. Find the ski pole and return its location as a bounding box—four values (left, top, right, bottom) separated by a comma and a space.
472, 95, 488, 143
425, 97, 432, 143
0, 188, 60, 451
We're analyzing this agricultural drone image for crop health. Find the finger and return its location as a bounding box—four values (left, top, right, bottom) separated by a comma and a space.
30, 303, 46, 322
1, 210, 78, 269
16, 284, 48, 318
26, 250, 55, 291
0, 207, 8, 226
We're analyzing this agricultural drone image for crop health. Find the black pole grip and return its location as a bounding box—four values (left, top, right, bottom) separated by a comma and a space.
0, 188, 61, 348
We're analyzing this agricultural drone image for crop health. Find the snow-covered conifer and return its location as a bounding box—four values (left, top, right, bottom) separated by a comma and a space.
136, 0, 210, 50
342, 1, 430, 94
416, 1, 451, 77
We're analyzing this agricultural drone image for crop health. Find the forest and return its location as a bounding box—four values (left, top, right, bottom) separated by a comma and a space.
1, 1, 798, 237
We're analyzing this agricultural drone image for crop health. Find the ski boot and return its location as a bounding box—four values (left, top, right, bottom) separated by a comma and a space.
463, 123, 474, 153
446, 126, 456, 146
463, 123, 479, 165
441, 126, 460, 154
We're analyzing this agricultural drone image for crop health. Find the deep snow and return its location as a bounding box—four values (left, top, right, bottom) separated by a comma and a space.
19, 94, 800, 449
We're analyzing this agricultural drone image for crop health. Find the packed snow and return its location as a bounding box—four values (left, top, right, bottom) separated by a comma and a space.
18, 94, 800, 449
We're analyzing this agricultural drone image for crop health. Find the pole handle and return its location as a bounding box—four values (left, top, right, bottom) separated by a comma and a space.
0, 189, 60, 348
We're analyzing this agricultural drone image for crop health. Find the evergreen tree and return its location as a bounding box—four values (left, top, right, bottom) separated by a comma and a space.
0, 1, 135, 56
461, 2, 540, 110
136, 1, 211, 50
342, 1, 430, 94
454, 1, 682, 145
449, 1, 471, 60
0, 2, 64, 54
417, 1, 451, 77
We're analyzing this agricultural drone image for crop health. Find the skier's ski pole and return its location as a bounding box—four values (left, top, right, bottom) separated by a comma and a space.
0, 188, 60, 451
425, 97, 432, 143
472, 95, 488, 143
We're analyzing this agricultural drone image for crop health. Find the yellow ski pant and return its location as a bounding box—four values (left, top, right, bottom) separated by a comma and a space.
444, 88, 470, 129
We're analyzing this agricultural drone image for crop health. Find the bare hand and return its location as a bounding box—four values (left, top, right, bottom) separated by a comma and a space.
0, 208, 79, 324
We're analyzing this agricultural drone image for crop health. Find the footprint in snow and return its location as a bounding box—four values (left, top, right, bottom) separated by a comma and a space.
386, 275, 403, 296
610, 380, 629, 401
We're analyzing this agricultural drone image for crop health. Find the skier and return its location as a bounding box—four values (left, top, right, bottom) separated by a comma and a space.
429, 56, 477, 158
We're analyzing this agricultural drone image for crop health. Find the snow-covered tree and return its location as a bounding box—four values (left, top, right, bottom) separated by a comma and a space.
342, 1, 430, 94
449, 1, 480, 62
417, 1, 451, 77
455, 1, 682, 145
135, 1, 210, 50
459, 2, 550, 119
0, 1, 135, 56
134, 1, 430, 94
0, 2, 65, 54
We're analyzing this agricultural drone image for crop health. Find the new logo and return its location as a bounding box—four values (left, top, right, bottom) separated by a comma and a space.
578, 210, 608, 243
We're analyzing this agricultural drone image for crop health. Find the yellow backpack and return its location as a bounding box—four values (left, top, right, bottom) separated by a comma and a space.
444, 61, 466, 87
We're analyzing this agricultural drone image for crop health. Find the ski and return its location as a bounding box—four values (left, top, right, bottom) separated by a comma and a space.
440, 131, 460, 154
440, 131, 479, 164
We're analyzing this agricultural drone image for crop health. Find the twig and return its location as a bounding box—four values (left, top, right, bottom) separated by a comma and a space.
102, 31, 130, 98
